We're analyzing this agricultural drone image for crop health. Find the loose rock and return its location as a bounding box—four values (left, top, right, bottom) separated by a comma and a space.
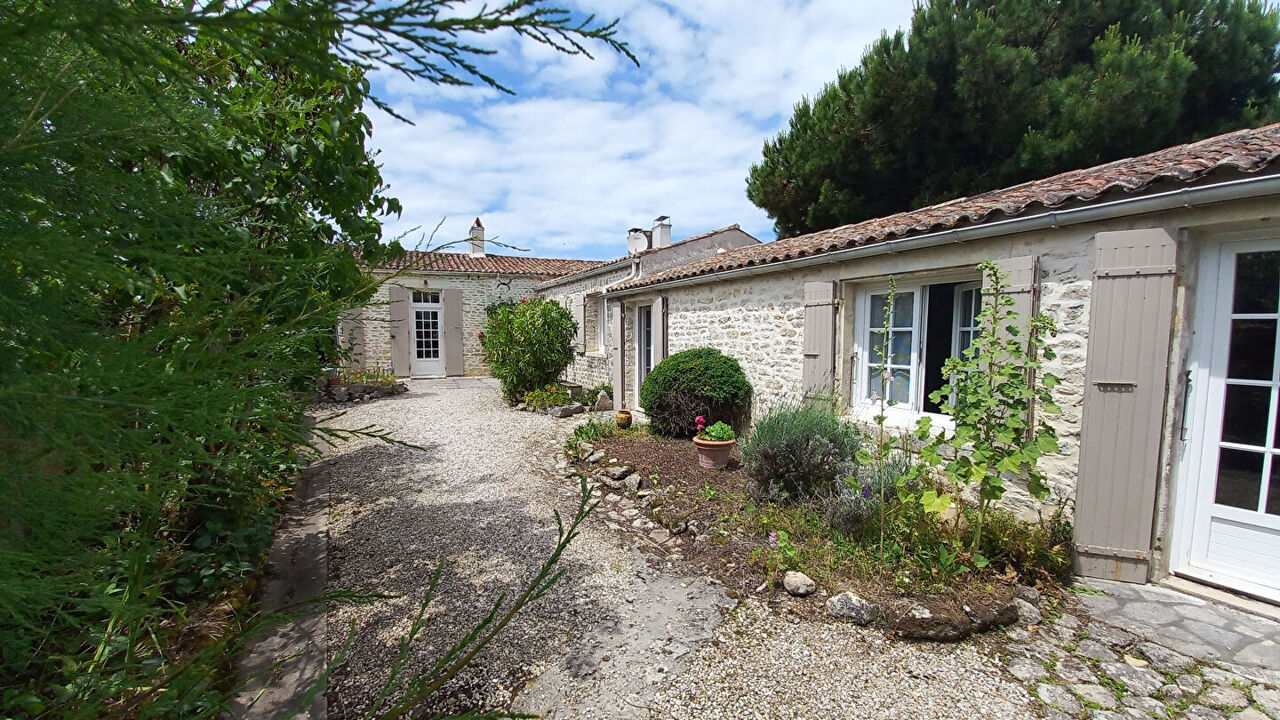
623, 473, 642, 493
826, 591, 877, 625
782, 571, 816, 597
885, 596, 972, 642
1014, 598, 1042, 626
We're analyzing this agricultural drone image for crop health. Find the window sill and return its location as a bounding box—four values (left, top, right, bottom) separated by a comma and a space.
580, 350, 606, 358
846, 402, 955, 434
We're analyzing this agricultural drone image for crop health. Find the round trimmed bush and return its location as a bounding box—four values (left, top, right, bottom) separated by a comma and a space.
481, 298, 576, 403
639, 347, 752, 437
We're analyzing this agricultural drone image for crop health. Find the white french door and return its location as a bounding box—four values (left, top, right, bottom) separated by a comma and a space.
1178, 238, 1280, 602
410, 291, 444, 377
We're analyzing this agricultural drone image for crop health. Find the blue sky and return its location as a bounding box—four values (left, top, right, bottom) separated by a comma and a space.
366, 1, 916, 261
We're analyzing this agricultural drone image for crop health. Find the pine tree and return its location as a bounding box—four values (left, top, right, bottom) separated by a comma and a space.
746, 0, 1280, 238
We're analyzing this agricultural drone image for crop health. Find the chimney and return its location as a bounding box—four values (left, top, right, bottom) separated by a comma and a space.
652, 215, 671, 248
468, 217, 485, 258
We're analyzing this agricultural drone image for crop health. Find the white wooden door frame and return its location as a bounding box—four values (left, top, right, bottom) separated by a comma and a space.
1174, 233, 1280, 602
634, 303, 653, 406
410, 294, 445, 377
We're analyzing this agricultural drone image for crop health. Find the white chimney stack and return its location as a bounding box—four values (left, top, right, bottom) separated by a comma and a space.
652, 215, 671, 248
468, 217, 485, 258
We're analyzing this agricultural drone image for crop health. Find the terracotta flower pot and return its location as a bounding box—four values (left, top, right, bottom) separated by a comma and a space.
693, 437, 736, 469
615, 410, 632, 429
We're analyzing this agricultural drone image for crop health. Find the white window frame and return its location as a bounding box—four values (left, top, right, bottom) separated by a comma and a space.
852, 279, 981, 429
635, 303, 654, 395
951, 281, 983, 360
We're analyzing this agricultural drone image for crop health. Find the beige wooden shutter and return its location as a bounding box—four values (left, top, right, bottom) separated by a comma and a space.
389, 284, 411, 377
348, 310, 366, 369
442, 288, 464, 376
802, 281, 837, 399
987, 255, 1039, 339
653, 295, 668, 364
574, 294, 586, 353
610, 300, 625, 407
1075, 228, 1177, 583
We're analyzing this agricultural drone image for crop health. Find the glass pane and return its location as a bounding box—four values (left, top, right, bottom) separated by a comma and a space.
870, 294, 889, 329
1222, 384, 1271, 447
1227, 319, 1276, 380
1233, 251, 1280, 314
889, 331, 913, 365
959, 288, 979, 327
888, 369, 911, 405
1215, 448, 1263, 510
1267, 462, 1280, 515
869, 330, 886, 364
892, 292, 914, 327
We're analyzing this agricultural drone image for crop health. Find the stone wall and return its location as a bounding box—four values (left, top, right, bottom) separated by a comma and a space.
541, 265, 632, 390
353, 271, 546, 376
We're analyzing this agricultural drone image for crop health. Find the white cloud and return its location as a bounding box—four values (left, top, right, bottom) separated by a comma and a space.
368, 0, 917, 260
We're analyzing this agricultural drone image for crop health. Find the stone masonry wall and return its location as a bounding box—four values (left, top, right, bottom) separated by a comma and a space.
541, 266, 632, 390
355, 271, 546, 376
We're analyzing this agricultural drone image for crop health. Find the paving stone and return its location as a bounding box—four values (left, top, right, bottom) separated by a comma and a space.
1046, 710, 1073, 720
1184, 620, 1248, 651
1078, 594, 1121, 615
1101, 661, 1166, 695
1204, 667, 1251, 688
1183, 705, 1227, 720
1232, 709, 1272, 720
1089, 711, 1126, 720
1159, 683, 1186, 700
1091, 622, 1140, 648
1139, 641, 1196, 673
1237, 641, 1280, 669
1122, 694, 1169, 719
1126, 601, 1183, 626
1253, 686, 1280, 718
1056, 655, 1099, 684
1178, 674, 1205, 694
1073, 683, 1120, 710
1010, 641, 1055, 662
1057, 613, 1081, 629
1173, 603, 1232, 628
1039, 683, 1083, 714
1078, 638, 1121, 662
1200, 684, 1250, 710
1008, 656, 1048, 683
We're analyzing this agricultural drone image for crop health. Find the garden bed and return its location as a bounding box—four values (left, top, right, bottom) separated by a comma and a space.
571, 428, 1061, 638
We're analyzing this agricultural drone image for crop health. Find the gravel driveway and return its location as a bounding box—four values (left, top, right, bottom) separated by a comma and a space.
316, 378, 1038, 719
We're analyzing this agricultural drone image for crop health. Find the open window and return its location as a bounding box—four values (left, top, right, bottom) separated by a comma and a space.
855, 279, 981, 420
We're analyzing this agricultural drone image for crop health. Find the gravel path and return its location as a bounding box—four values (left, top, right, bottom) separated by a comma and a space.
315, 379, 1041, 719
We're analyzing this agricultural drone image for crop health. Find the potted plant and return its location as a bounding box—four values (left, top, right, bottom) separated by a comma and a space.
692, 415, 736, 469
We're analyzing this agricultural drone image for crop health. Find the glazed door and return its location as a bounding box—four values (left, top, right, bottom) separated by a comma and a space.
1181, 240, 1280, 602
410, 291, 444, 377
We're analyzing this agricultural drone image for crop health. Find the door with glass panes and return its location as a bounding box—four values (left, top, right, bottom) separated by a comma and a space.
410, 291, 445, 377
1181, 239, 1280, 601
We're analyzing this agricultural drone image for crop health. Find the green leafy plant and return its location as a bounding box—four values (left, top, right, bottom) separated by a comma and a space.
523, 383, 571, 409
917, 260, 1061, 553
639, 347, 752, 437
571, 417, 616, 443
697, 420, 736, 442
339, 366, 397, 386
741, 401, 863, 501
482, 298, 578, 403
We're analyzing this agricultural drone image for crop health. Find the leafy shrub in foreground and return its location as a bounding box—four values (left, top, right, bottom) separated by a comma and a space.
639, 347, 752, 437
523, 383, 570, 409
482, 298, 577, 403
742, 402, 862, 500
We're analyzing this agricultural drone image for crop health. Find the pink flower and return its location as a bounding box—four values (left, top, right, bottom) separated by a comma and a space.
520, 297, 527, 303
695, 415, 705, 424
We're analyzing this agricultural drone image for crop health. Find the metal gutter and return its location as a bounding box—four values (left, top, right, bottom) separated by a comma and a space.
606, 172, 1280, 297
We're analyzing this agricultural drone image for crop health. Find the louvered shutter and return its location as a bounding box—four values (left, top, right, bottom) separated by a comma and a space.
802, 281, 838, 399
389, 284, 411, 377
442, 288, 464, 376
573, 295, 586, 353
1075, 228, 1177, 583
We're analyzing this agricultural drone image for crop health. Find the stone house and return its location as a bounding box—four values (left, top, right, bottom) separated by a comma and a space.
538, 218, 760, 391
342, 219, 604, 377
601, 124, 1280, 603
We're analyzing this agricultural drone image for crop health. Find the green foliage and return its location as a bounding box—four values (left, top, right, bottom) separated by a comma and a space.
572, 381, 613, 404
977, 503, 1075, 584
482, 298, 578, 403
340, 367, 398, 386
523, 383, 571, 409
0, 0, 630, 715
747, 0, 1280, 237
917, 260, 1061, 553
572, 417, 617, 444
741, 401, 863, 500
698, 421, 736, 442
639, 347, 753, 437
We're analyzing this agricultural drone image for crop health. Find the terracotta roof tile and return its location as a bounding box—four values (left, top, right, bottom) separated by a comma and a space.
617, 123, 1280, 291
379, 251, 606, 277
536, 224, 750, 289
